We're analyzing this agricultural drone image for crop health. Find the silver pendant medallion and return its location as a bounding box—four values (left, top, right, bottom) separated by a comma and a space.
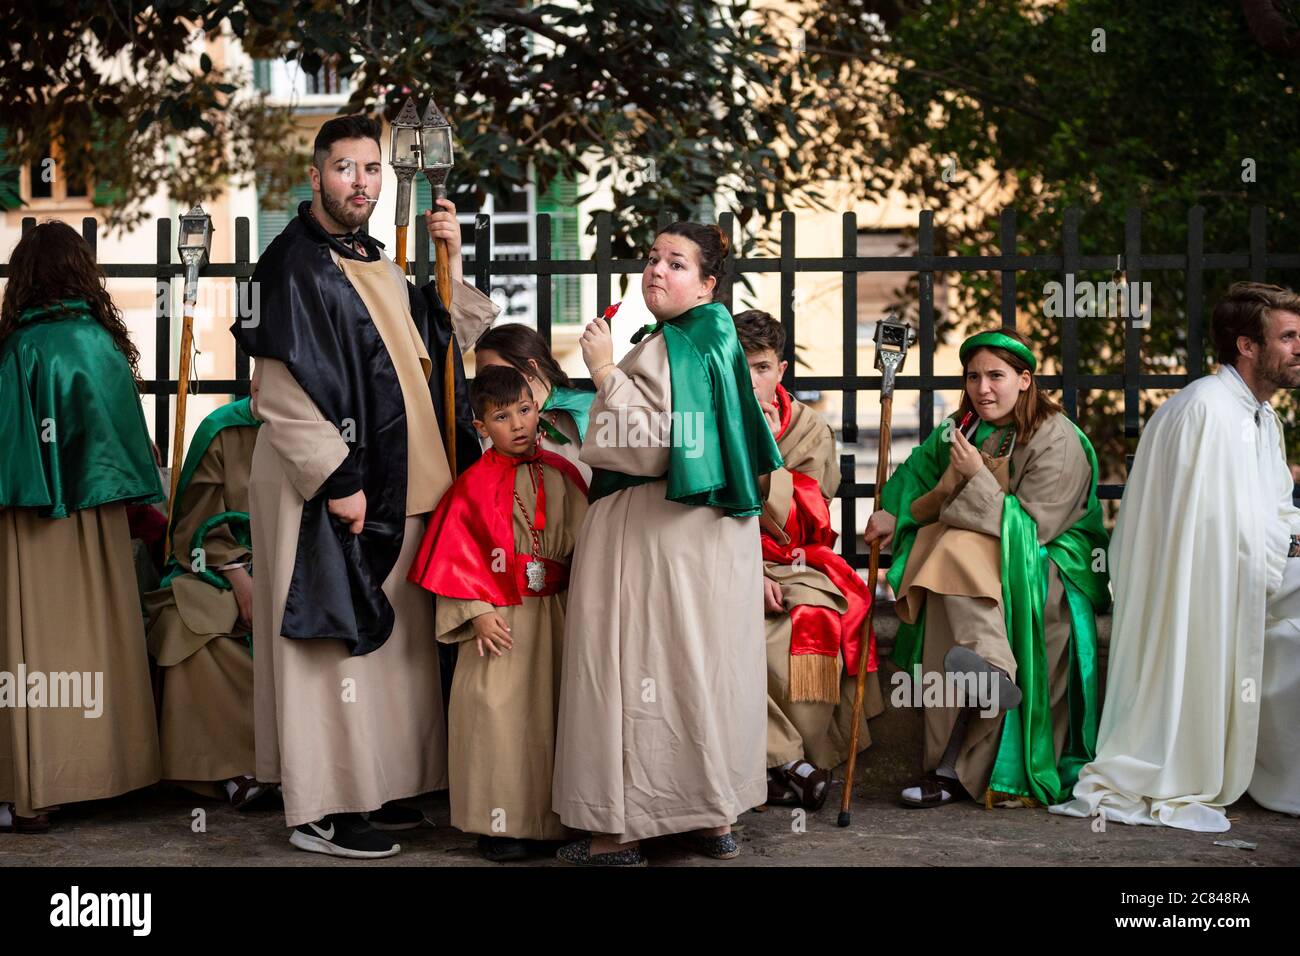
525, 559, 546, 592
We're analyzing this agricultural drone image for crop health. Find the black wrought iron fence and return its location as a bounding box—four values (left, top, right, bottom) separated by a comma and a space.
5, 205, 1296, 570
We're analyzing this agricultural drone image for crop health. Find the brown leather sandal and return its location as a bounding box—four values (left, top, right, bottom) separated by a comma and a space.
899, 772, 968, 809
227, 775, 276, 811
767, 769, 800, 806
783, 761, 833, 811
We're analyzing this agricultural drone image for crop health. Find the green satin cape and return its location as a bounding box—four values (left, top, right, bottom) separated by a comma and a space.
881, 415, 1109, 803
540, 385, 595, 445
0, 299, 163, 517
588, 301, 783, 517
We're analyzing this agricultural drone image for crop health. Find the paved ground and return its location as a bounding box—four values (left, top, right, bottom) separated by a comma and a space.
2, 779, 1296, 868
3, 611, 1297, 868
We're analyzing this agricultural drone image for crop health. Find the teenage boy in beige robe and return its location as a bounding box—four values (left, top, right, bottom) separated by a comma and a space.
734, 310, 883, 812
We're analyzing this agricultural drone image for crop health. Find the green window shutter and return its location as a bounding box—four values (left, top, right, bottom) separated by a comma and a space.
0, 128, 21, 211
257, 177, 313, 256
92, 179, 123, 206
538, 173, 581, 324
253, 59, 271, 93
87, 116, 122, 207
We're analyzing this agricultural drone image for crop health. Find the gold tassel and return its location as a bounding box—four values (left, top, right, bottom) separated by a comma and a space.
983, 788, 1041, 810
788, 653, 840, 705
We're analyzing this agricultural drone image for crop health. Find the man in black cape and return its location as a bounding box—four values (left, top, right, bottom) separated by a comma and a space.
232, 114, 497, 859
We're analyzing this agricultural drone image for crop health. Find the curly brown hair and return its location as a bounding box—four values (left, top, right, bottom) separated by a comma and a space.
0, 220, 141, 378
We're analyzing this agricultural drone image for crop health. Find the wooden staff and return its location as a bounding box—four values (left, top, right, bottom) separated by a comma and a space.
166, 205, 212, 541
395, 224, 409, 273
166, 285, 198, 531
839, 317, 910, 827
435, 226, 456, 476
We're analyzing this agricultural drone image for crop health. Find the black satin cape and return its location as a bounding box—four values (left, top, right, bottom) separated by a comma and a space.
232, 201, 480, 655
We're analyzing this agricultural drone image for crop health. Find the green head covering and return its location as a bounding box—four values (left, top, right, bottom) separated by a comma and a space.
959, 330, 1037, 372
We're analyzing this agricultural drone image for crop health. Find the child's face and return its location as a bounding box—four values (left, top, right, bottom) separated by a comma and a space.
475, 390, 539, 457
746, 348, 787, 405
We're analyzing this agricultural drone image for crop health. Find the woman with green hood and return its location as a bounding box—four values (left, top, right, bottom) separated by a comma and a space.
0, 221, 164, 833
863, 327, 1109, 811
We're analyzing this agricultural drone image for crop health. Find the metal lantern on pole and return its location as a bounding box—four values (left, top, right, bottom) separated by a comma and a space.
389, 97, 423, 272
420, 99, 454, 205
167, 202, 214, 534
839, 313, 912, 827
420, 97, 460, 477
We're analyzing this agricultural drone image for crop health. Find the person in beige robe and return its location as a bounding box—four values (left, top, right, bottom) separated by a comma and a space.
238, 118, 500, 858
554, 227, 781, 866
143, 414, 266, 807
736, 309, 883, 810
761, 396, 884, 801
0, 503, 163, 831
249, 274, 497, 841
888, 412, 1092, 805
1, 225, 163, 832
434, 463, 585, 853
412, 365, 589, 861
552, 332, 768, 860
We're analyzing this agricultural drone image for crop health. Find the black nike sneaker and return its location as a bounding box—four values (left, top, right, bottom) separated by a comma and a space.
289, 813, 401, 859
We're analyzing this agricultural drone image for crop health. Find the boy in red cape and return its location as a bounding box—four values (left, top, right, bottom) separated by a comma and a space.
735, 310, 883, 811
409, 364, 588, 862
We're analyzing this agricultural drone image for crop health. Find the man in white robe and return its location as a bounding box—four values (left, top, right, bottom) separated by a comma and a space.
1052, 282, 1300, 831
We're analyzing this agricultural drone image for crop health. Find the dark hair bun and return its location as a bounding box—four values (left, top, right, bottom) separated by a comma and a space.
658, 221, 732, 302
712, 224, 730, 259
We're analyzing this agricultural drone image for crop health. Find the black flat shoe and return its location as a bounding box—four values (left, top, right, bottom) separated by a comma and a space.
556, 837, 646, 867
766, 769, 800, 807
674, 831, 741, 860
363, 803, 427, 831
477, 835, 530, 862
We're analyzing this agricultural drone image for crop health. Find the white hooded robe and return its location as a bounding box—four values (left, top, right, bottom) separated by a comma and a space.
1051, 364, 1300, 831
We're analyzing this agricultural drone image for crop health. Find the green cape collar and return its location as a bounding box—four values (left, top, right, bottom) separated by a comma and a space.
589, 301, 783, 516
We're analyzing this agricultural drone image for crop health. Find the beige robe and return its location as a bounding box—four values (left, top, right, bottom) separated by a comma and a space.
553, 333, 768, 842
895, 413, 1091, 800
144, 425, 258, 791
0, 502, 161, 817
763, 398, 883, 769
250, 260, 495, 827
435, 461, 587, 840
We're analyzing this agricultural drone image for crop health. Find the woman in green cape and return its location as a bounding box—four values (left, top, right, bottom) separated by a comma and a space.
0, 221, 164, 832
863, 328, 1109, 809
552, 222, 783, 865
